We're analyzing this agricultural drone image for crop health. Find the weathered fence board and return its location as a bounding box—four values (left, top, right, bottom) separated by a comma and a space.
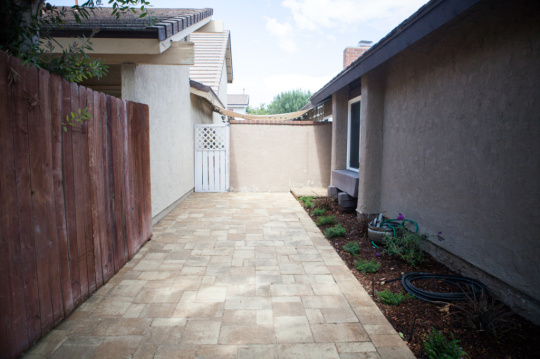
0, 51, 30, 359
0, 52, 151, 359
8, 54, 42, 347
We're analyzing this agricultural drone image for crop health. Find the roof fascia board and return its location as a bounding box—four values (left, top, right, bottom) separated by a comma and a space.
85, 41, 194, 65
45, 37, 162, 54
310, 0, 481, 104
190, 81, 225, 108
226, 32, 233, 83
160, 16, 212, 53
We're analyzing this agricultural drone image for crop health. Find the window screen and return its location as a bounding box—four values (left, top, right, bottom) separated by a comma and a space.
349, 101, 361, 169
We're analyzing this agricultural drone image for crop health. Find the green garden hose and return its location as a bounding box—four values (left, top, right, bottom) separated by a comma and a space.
382, 218, 419, 237
370, 217, 419, 248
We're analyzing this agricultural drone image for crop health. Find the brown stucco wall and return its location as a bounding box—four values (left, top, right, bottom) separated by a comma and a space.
230, 123, 332, 192
373, 0, 540, 320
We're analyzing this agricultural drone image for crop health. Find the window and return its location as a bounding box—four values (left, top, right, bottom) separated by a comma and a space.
347, 96, 361, 171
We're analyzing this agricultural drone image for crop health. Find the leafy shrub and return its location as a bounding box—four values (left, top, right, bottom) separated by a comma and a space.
423, 328, 467, 359
452, 290, 511, 337
316, 215, 336, 226
299, 196, 314, 209
343, 241, 360, 255
375, 289, 414, 306
383, 232, 425, 267
355, 259, 381, 273
312, 208, 326, 216
324, 224, 346, 238
316, 197, 334, 209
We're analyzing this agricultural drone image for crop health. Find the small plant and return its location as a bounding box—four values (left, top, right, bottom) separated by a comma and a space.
375, 289, 414, 306
423, 328, 467, 359
299, 196, 314, 209
452, 290, 511, 337
324, 224, 346, 238
355, 258, 381, 273
383, 232, 425, 267
343, 241, 360, 255
312, 208, 326, 216
316, 197, 334, 209
63, 107, 92, 132
316, 215, 336, 226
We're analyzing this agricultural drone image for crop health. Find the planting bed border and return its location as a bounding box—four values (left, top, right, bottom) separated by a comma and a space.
300, 197, 540, 359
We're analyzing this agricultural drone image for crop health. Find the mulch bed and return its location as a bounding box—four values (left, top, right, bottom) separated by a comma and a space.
302, 198, 540, 359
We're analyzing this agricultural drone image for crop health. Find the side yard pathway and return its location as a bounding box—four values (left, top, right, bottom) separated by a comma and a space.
24, 193, 415, 359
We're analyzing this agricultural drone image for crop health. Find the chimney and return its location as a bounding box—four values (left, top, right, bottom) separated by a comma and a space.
243, 88, 245, 95
343, 40, 372, 69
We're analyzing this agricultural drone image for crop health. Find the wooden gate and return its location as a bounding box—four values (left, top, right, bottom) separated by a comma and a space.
195, 124, 230, 192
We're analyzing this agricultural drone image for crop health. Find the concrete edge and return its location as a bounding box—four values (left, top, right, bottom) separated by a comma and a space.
356, 210, 540, 325
152, 188, 194, 227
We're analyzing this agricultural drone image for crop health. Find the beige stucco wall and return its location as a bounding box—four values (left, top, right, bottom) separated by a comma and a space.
363, 0, 540, 319
230, 124, 332, 192
121, 64, 213, 219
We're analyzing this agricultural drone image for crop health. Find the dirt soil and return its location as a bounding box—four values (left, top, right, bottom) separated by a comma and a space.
303, 198, 540, 359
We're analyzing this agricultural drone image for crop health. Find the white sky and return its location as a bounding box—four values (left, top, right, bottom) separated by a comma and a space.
54, 0, 428, 107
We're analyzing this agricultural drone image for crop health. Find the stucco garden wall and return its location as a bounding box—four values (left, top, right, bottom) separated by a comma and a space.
229, 122, 332, 192
122, 64, 213, 221
373, 0, 540, 320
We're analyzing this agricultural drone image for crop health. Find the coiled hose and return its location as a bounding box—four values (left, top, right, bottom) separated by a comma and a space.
401, 272, 487, 303
370, 218, 418, 248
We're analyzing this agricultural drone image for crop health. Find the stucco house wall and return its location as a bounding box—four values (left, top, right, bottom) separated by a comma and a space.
122, 64, 213, 221
229, 123, 332, 192
370, 0, 540, 320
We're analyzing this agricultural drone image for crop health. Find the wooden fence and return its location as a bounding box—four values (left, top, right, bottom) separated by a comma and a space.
0, 51, 152, 359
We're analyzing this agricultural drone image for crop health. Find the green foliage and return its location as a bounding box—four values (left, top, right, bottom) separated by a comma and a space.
375, 289, 414, 306
268, 89, 312, 114
246, 103, 270, 115
355, 258, 380, 273
311, 208, 326, 216
298, 196, 314, 209
423, 328, 467, 359
324, 224, 346, 239
63, 107, 92, 132
383, 232, 425, 267
316, 215, 336, 226
343, 241, 360, 255
0, 1, 152, 82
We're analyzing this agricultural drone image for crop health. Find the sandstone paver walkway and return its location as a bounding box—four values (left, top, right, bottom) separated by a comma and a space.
24, 193, 415, 359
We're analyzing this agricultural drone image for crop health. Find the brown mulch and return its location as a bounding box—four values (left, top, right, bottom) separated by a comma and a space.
303, 198, 540, 359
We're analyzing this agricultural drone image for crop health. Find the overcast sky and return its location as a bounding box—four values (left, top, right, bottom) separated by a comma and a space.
54, 0, 428, 107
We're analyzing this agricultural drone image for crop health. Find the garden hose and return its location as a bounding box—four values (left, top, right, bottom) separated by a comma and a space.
401, 272, 487, 303
382, 218, 419, 237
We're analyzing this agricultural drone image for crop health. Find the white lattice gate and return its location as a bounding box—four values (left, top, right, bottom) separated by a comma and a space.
195, 124, 230, 192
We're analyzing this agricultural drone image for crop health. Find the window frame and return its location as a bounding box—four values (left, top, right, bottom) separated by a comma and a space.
347, 95, 362, 172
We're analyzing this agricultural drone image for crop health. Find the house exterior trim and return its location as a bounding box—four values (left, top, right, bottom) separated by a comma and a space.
310, 0, 481, 105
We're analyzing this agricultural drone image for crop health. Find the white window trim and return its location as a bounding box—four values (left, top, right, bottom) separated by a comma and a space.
323, 115, 332, 122
347, 95, 361, 172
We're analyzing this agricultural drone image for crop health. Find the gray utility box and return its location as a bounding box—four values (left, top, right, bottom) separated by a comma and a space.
331, 170, 359, 197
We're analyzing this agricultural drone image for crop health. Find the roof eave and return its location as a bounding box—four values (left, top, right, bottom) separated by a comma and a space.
309, 0, 481, 105
44, 8, 214, 42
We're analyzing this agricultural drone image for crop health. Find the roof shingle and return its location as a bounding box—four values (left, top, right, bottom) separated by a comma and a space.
45, 7, 213, 41
189, 31, 231, 95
